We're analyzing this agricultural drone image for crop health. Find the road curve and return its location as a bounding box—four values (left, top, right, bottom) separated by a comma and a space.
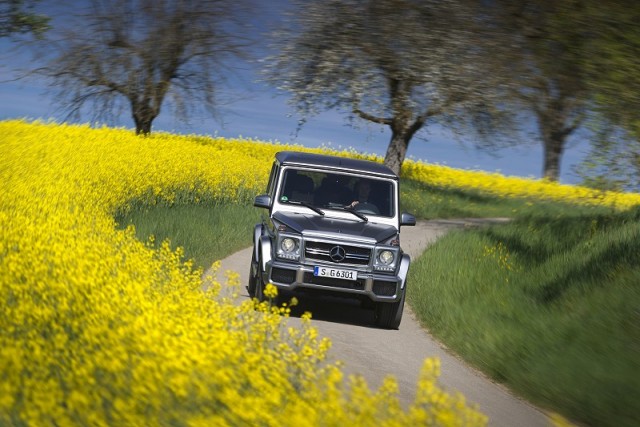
204, 219, 551, 427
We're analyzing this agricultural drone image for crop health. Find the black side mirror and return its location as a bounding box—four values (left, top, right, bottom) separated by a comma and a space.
400, 212, 416, 226
254, 194, 271, 209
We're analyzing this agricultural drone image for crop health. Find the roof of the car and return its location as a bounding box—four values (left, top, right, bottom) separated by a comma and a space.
276, 151, 397, 178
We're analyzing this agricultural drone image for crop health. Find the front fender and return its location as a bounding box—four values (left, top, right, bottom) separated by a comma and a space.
259, 235, 272, 272
397, 253, 411, 290
252, 223, 263, 262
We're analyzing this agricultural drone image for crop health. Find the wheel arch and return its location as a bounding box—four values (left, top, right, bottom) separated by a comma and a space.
398, 253, 411, 290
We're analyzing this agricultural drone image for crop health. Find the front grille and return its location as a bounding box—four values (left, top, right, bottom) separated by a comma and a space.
303, 272, 365, 291
372, 280, 397, 296
304, 241, 371, 266
271, 267, 296, 284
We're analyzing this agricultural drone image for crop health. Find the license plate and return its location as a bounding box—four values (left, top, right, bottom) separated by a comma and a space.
314, 266, 356, 280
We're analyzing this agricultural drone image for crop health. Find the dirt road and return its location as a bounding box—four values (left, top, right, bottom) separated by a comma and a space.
204, 219, 551, 426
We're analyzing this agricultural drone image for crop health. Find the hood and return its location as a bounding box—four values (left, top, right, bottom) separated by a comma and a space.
272, 211, 398, 244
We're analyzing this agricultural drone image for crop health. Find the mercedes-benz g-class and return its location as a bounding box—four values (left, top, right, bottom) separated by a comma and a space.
249, 151, 416, 329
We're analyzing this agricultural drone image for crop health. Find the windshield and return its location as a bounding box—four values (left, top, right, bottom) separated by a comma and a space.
278, 168, 395, 217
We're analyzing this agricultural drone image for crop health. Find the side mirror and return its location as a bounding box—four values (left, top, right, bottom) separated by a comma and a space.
254, 194, 271, 209
400, 212, 416, 226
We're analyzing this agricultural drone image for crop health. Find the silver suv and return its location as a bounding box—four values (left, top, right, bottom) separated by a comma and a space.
249, 151, 416, 329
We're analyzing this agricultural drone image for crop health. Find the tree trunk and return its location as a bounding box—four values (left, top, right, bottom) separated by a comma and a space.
134, 117, 153, 135
384, 130, 412, 176
534, 89, 585, 182
538, 103, 576, 181
132, 102, 157, 135
542, 134, 564, 181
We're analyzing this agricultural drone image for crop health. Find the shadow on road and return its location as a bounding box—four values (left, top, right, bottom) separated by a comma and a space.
255, 289, 381, 329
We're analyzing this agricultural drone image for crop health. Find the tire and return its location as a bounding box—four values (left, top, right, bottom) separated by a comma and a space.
254, 268, 285, 308
254, 250, 266, 303
252, 248, 283, 308
255, 272, 266, 302
374, 285, 406, 329
247, 250, 258, 297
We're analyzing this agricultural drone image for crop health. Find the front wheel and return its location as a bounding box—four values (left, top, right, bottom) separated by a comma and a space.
251, 250, 275, 305
247, 250, 258, 297
374, 285, 406, 329
253, 251, 267, 303
255, 273, 266, 302
251, 249, 283, 308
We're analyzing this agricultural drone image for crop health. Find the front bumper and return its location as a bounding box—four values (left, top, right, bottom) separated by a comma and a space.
261, 254, 410, 303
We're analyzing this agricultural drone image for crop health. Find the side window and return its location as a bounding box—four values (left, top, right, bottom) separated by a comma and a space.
265, 161, 279, 198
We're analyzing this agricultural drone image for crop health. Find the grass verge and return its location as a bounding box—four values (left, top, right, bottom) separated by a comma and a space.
115, 202, 261, 270
400, 178, 617, 219
407, 206, 640, 427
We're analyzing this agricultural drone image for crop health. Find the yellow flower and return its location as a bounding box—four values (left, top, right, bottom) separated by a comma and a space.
0, 119, 490, 426
264, 283, 279, 299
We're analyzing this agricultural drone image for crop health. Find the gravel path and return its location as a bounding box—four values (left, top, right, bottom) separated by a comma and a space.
204, 218, 551, 426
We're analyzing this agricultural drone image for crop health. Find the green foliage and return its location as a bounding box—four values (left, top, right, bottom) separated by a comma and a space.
573, 122, 640, 192
577, 1, 640, 139
556, 1, 640, 191
115, 201, 261, 269
408, 207, 640, 427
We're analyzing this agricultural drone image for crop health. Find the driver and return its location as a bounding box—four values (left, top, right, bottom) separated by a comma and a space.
348, 179, 375, 210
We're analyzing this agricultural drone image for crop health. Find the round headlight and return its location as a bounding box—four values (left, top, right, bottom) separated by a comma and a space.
378, 250, 394, 265
281, 238, 297, 253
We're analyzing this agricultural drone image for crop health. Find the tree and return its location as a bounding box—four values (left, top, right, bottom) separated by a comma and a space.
0, 0, 49, 38
569, 1, 640, 189
486, 1, 591, 182
573, 123, 640, 191
35, 0, 249, 134
577, 0, 640, 139
263, 0, 510, 175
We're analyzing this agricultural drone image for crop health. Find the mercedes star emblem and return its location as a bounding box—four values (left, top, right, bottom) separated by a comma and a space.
329, 245, 346, 262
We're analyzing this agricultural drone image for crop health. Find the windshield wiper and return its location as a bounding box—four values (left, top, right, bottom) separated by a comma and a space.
287, 200, 325, 216
342, 207, 368, 222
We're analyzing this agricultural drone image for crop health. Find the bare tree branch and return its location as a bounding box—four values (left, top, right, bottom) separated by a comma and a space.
352, 109, 392, 126
33, 0, 251, 134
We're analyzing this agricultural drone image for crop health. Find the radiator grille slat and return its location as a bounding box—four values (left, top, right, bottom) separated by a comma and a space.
304, 241, 371, 266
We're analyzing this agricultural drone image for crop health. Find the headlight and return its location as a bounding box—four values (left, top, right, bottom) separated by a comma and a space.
374, 247, 398, 272
281, 237, 297, 253
378, 250, 394, 265
276, 235, 301, 260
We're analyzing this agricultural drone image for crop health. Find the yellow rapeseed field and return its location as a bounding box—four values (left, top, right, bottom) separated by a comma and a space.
401, 158, 640, 210
1, 120, 487, 426
2, 119, 636, 425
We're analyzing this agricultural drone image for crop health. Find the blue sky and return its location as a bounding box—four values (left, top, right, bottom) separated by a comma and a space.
0, 1, 591, 184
